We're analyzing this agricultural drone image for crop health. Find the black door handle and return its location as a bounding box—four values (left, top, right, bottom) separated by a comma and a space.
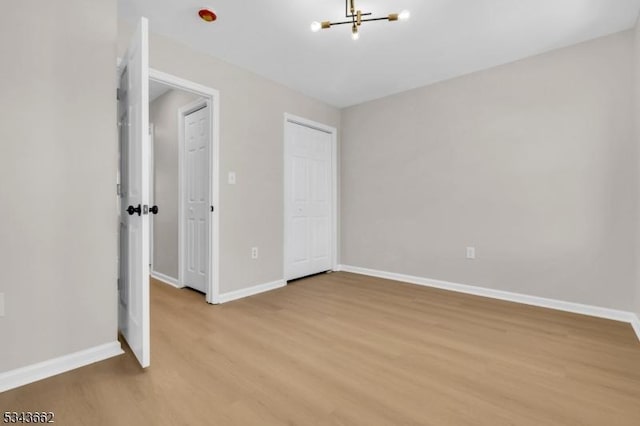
149, 205, 159, 215
126, 204, 141, 216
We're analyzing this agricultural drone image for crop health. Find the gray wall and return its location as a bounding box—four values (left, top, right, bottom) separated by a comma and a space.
149, 89, 200, 279
119, 23, 341, 294
341, 31, 637, 311
0, 1, 118, 372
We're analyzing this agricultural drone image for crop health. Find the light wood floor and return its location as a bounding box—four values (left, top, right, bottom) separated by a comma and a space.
2, 272, 640, 425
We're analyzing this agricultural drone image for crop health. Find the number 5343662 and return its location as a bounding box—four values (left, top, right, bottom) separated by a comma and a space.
3, 412, 55, 423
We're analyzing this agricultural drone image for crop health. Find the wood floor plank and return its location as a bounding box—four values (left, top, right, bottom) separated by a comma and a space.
1, 272, 639, 425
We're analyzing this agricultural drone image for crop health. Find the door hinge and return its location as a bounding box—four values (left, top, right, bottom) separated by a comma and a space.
116, 183, 121, 196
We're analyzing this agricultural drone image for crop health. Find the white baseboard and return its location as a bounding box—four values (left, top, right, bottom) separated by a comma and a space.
150, 270, 183, 288
218, 279, 286, 304
631, 314, 640, 341
0, 341, 123, 393
338, 265, 640, 341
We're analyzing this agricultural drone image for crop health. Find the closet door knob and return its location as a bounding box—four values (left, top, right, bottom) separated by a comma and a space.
149, 205, 159, 215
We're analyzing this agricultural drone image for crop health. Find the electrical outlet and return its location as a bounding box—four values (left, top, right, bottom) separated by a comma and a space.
0, 293, 4, 317
466, 247, 476, 260
228, 172, 236, 185
251, 247, 258, 259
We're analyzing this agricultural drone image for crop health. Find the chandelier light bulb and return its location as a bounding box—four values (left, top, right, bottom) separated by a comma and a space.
310, 21, 322, 32
351, 29, 360, 40
399, 10, 411, 21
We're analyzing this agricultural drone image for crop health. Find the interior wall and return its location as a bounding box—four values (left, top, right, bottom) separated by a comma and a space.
149, 89, 200, 279
119, 22, 341, 294
0, 0, 118, 372
341, 31, 636, 311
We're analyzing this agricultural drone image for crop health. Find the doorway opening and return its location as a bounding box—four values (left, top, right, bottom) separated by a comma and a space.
148, 71, 220, 304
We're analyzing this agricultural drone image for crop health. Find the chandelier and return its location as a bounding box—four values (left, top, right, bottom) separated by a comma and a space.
311, 0, 410, 40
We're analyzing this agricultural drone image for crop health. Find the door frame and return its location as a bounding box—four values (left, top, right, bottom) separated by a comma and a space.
150, 68, 221, 304
149, 123, 155, 270
283, 113, 338, 281
178, 97, 211, 297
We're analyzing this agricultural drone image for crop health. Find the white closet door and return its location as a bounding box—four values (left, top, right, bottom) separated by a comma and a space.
285, 121, 332, 280
183, 106, 210, 293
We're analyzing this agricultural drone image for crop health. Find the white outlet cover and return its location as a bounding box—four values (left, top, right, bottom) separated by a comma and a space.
228, 172, 236, 184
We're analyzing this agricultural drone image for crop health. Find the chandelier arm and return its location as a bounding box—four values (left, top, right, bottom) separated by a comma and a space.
360, 16, 394, 23
328, 16, 392, 26
328, 20, 357, 26
352, 3, 356, 26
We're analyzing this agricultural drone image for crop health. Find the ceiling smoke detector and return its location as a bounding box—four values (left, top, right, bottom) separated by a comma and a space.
198, 8, 217, 23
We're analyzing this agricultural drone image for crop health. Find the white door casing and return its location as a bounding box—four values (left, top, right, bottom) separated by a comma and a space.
150, 69, 220, 304
181, 103, 210, 293
284, 116, 336, 281
118, 17, 150, 368
149, 123, 154, 269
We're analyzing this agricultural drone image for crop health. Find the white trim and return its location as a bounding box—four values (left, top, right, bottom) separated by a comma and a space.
339, 265, 640, 341
0, 342, 123, 393
149, 69, 218, 99
283, 113, 338, 281
149, 123, 155, 269
218, 280, 287, 304
150, 270, 183, 289
631, 314, 640, 341
149, 69, 221, 305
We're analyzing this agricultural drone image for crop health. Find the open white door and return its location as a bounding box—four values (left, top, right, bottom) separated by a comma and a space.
118, 17, 150, 368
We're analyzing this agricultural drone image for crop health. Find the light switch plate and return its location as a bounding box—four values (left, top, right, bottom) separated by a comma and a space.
466, 247, 476, 260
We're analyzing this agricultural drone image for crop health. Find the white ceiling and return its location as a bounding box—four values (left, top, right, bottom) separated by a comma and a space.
119, 0, 640, 108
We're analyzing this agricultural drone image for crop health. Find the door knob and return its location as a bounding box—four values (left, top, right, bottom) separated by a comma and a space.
149, 205, 159, 215
126, 204, 141, 216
